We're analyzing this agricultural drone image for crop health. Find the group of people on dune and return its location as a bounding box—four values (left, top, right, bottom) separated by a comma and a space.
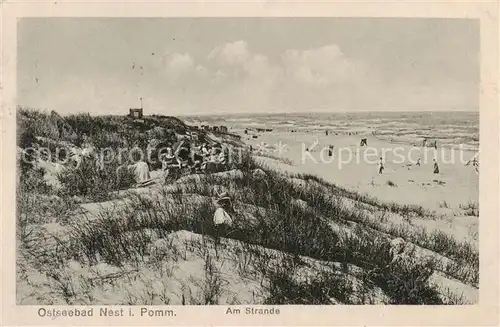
159, 141, 230, 182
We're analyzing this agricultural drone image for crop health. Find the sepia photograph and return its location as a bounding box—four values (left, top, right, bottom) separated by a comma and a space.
13, 17, 483, 307
14, 17, 484, 307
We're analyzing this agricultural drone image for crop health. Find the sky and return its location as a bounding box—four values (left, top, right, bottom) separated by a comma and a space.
17, 18, 479, 116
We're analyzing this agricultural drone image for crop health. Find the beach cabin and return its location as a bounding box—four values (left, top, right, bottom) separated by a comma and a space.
129, 108, 143, 119
219, 126, 228, 133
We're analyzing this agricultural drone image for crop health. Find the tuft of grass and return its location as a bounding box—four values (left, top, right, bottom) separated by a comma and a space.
459, 201, 479, 217
371, 259, 442, 304
56, 155, 136, 202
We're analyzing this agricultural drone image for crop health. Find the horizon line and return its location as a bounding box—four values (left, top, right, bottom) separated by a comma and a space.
16, 105, 479, 118
177, 109, 480, 117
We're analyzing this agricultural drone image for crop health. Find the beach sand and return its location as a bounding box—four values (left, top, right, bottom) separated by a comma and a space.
240, 130, 479, 248
244, 131, 479, 210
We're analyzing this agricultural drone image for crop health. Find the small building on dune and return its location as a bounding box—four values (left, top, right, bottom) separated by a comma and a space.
129, 108, 143, 119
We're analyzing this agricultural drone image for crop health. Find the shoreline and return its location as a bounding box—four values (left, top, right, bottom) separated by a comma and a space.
232, 127, 479, 153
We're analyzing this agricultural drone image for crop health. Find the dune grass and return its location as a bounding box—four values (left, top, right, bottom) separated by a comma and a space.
40, 153, 447, 304
168, 161, 477, 284
459, 201, 479, 217
16, 109, 476, 305
292, 172, 435, 218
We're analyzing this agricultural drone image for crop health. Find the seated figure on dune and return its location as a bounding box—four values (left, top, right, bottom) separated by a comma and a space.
190, 145, 204, 172
176, 143, 191, 168
201, 143, 210, 157
202, 147, 223, 174
127, 160, 151, 186
213, 187, 235, 258
160, 147, 178, 182
201, 145, 230, 174
360, 138, 368, 147
217, 146, 229, 165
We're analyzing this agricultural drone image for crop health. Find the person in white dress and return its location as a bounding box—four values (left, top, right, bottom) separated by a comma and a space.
213, 188, 235, 257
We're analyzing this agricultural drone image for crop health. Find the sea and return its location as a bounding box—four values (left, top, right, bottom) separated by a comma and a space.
182, 111, 479, 152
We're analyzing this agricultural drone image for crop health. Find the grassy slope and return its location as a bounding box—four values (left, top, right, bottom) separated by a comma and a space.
16, 109, 478, 305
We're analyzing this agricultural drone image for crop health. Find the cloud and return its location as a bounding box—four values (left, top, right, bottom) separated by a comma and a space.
282, 45, 364, 87
155, 41, 402, 113
207, 42, 277, 89
243, 54, 270, 77
199, 41, 375, 111
206, 41, 367, 90
164, 53, 194, 76
208, 40, 250, 66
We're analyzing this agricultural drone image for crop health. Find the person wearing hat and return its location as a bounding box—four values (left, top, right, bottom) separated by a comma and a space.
213, 187, 235, 258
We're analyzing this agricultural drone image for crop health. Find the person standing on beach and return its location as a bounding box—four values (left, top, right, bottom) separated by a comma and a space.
378, 157, 384, 174
433, 159, 440, 174
328, 145, 333, 157
416, 158, 421, 166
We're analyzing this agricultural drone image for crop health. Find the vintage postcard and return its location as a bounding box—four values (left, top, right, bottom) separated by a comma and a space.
1, 1, 499, 326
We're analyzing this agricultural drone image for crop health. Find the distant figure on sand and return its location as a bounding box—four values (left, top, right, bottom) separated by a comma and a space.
328, 145, 334, 157
326, 130, 329, 136
465, 156, 479, 174
360, 138, 367, 147
378, 157, 384, 174
433, 159, 440, 174
416, 158, 421, 166
465, 156, 479, 167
